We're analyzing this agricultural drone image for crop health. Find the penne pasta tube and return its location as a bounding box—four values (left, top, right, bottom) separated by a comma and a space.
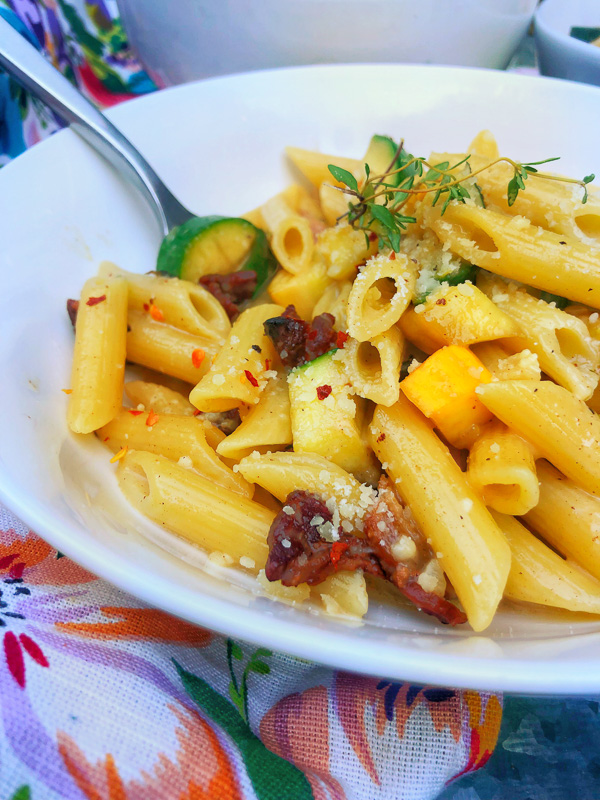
261, 194, 314, 275
492, 511, 600, 615
98, 262, 230, 341
285, 146, 361, 188
68, 274, 128, 434
268, 258, 332, 320
216, 372, 292, 460
471, 342, 541, 382
523, 460, 600, 583
467, 422, 538, 515
236, 450, 377, 533
117, 451, 273, 570
315, 222, 377, 281
312, 281, 352, 330
124, 380, 196, 416
126, 310, 217, 385
189, 304, 282, 413
426, 203, 600, 308
478, 274, 599, 400
476, 380, 600, 497
369, 396, 511, 631
98, 410, 252, 497
347, 252, 417, 341
343, 327, 404, 406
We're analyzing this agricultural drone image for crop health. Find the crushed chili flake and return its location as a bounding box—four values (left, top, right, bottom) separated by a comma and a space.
110, 445, 128, 463
389, 251, 396, 260
316, 384, 332, 400
61, 388, 73, 395
377, 433, 386, 442
193, 409, 202, 416
330, 541, 349, 567
369, 231, 378, 242
149, 303, 164, 322
336, 331, 349, 349
86, 295, 106, 306
192, 348, 206, 368
143, 303, 150, 311
103, 436, 110, 442
436, 298, 447, 306
128, 409, 144, 416
244, 369, 259, 388
146, 409, 160, 427
265, 358, 271, 371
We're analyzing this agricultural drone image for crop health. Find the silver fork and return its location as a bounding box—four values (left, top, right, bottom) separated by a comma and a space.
0, 17, 194, 236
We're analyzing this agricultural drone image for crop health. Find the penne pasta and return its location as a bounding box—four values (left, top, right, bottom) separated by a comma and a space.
261, 194, 314, 275
476, 379, 600, 497
467, 422, 538, 515
118, 451, 272, 569
98, 261, 230, 341
126, 309, 217, 385
97, 410, 252, 497
493, 511, 600, 615
369, 396, 511, 631
347, 252, 417, 341
343, 327, 404, 406
68, 274, 128, 434
524, 460, 600, 583
124, 380, 196, 416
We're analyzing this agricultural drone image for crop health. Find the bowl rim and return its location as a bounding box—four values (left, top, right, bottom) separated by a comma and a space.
534, 0, 600, 62
3, 62, 600, 695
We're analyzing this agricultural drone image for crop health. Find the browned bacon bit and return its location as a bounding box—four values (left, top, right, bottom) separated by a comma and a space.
199, 270, 257, 321
336, 330, 349, 349
316, 384, 332, 400
244, 369, 259, 388
263, 305, 337, 369
66, 299, 79, 329
86, 295, 106, 307
364, 477, 467, 626
265, 482, 466, 626
265, 491, 384, 586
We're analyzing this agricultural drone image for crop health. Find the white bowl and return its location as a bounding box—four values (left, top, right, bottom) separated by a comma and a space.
119, 0, 538, 85
535, 0, 600, 85
2, 65, 600, 694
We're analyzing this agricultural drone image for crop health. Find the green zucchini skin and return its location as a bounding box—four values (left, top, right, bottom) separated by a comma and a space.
156, 215, 278, 296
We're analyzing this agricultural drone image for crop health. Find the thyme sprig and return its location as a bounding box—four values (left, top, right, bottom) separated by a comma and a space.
327, 143, 595, 253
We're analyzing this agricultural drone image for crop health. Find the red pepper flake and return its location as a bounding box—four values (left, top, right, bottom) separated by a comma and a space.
330, 541, 349, 567
61, 388, 73, 395
369, 231, 378, 242
265, 358, 271, 371
244, 369, 259, 388
436, 298, 447, 306
143, 302, 150, 311
316, 384, 332, 400
389, 251, 396, 260
377, 432, 386, 442
103, 436, 110, 442
146, 409, 160, 427
193, 409, 202, 416
86, 295, 106, 306
336, 331, 349, 349
128, 409, 144, 416
192, 348, 206, 368
149, 303, 164, 322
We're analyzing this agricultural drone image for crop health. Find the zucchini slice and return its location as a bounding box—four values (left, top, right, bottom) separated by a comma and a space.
157, 216, 278, 295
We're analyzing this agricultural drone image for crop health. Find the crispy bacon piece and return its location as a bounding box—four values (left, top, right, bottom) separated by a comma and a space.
263, 305, 337, 369
67, 299, 79, 328
199, 270, 257, 321
265, 482, 466, 626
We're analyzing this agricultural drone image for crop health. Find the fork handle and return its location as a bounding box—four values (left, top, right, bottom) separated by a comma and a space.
0, 17, 189, 235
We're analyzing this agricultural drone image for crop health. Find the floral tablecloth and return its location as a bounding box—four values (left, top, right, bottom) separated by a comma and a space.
0, 3, 595, 800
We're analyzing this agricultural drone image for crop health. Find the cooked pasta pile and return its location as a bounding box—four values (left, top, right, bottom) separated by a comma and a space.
66, 130, 600, 631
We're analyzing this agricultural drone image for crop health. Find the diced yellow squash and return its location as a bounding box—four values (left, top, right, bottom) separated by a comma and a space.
268, 258, 332, 319
399, 284, 518, 354
288, 351, 379, 484
400, 345, 494, 447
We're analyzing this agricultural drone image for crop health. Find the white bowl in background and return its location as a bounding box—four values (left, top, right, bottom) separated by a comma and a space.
118, 0, 538, 86
2, 65, 600, 694
535, 0, 600, 85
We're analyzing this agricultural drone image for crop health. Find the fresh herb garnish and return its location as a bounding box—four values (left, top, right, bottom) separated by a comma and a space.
327, 142, 595, 252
